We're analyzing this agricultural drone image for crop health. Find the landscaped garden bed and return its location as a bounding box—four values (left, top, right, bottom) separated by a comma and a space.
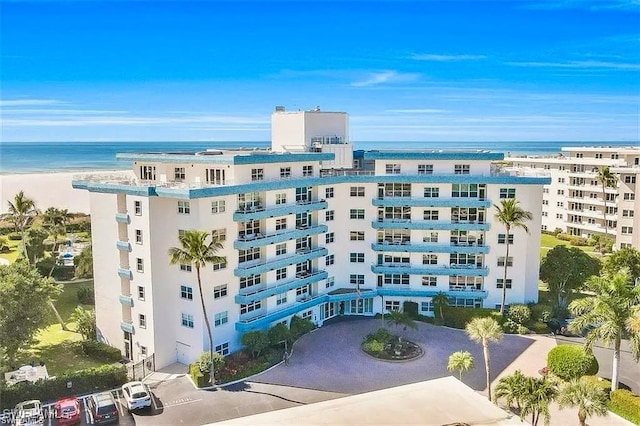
361, 328, 423, 361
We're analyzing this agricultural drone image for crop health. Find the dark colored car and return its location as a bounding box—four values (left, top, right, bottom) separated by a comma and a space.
548, 318, 582, 337
54, 397, 81, 425
87, 392, 119, 424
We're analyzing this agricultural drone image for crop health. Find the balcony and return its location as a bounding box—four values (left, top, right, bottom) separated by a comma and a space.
119, 294, 134, 307
448, 286, 488, 299
372, 197, 491, 208
235, 294, 326, 332
233, 200, 327, 221
115, 212, 130, 224
234, 247, 328, 277
233, 225, 328, 250
372, 219, 490, 231
371, 242, 489, 254
116, 240, 132, 252
120, 321, 134, 334
371, 263, 489, 276
117, 268, 133, 279
235, 270, 328, 304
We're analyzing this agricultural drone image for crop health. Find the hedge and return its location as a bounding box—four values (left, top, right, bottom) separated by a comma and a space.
547, 345, 598, 381
0, 364, 127, 409
80, 341, 123, 362
610, 389, 640, 425
189, 362, 209, 388
443, 307, 502, 329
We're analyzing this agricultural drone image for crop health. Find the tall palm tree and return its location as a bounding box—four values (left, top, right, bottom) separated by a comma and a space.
558, 378, 609, 426
520, 376, 558, 426
466, 317, 503, 401
169, 230, 224, 384
595, 166, 616, 253
495, 369, 527, 412
447, 350, 475, 380
42, 207, 69, 254
569, 270, 640, 390
493, 199, 533, 315
432, 292, 449, 323
6, 191, 38, 262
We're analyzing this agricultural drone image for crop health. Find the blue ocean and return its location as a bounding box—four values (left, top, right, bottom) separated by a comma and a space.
0, 140, 637, 174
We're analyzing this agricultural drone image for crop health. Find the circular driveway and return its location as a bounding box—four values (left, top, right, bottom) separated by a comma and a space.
252, 317, 533, 394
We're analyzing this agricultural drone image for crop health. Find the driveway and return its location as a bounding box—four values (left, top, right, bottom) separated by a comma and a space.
251, 317, 533, 394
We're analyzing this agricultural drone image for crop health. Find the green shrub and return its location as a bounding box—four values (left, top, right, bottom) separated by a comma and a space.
289, 315, 314, 340
189, 362, 209, 388
556, 233, 571, 241
403, 301, 419, 319
197, 351, 225, 376
507, 304, 531, 325
362, 339, 385, 353
443, 307, 502, 329
241, 331, 270, 358
569, 236, 589, 246
582, 375, 612, 394
610, 389, 640, 425
7, 232, 22, 241
77, 287, 95, 305
547, 345, 599, 381
0, 364, 127, 409
80, 340, 122, 362
365, 327, 394, 344
268, 323, 291, 347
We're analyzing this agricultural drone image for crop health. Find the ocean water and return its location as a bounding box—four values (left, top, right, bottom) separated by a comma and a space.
0, 140, 636, 174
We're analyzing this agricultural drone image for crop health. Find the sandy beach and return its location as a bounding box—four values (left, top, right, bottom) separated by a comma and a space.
0, 170, 131, 215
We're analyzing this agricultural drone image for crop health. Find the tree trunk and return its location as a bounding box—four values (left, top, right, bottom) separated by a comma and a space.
611, 335, 621, 391
20, 225, 30, 264
601, 183, 608, 254
49, 300, 68, 331
196, 266, 215, 385
578, 408, 586, 426
483, 339, 492, 401
500, 225, 510, 315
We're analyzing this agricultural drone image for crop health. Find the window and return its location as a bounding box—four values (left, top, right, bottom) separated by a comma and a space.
177, 201, 190, 214
323, 233, 334, 244
135, 229, 143, 244
497, 234, 514, 244
325, 187, 334, 198
134, 201, 142, 215
422, 254, 438, 265
240, 275, 261, 290
557, 202, 564, 207
350, 274, 365, 285
350, 209, 365, 219
181, 313, 194, 328
383, 274, 409, 285
136, 258, 144, 272
140, 346, 147, 357
303, 165, 313, 176
623, 193, 635, 201
350, 231, 365, 241
276, 293, 287, 305
326, 276, 335, 288
276, 243, 287, 255
418, 164, 433, 175
240, 300, 262, 315
211, 200, 226, 214
556, 213, 563, 219
276, 267, 287, 280
421, 276, 437, 286
174, 167, 186, 181
557, 189, 565, 196
621, 226, 633, 234
454, 164, 470, 175
280, 167, 291, 178
180, 263, 192, 272
206, 168, 226, 185
238, 192, 261, 210
301, 310, 312, 320
385, 164, 401, 174
542, 200, 549, 205
137, 286, 145, 300
251, 168, 264, 181
499, 188, 516, 199
296, 285, 310, 297
212, 228, 226, 242
276, 193, 287, 205
622, 210, 635, 217
214, 284, 228, 299
420, 301, 434, 313
239, 248, 260, 263
139, 314, 146, 329
624, 175, 636, 184
212, 258, 227, 271
180, 285, 193, 300
325, 210, 335, 221
214, 311, 228, 327
452, 183, 480, 198
423, 187, 439, 198
215, 342, 230, 356
325, 254, 335, 266
275, 218, 287, 230
497, 257, 514, 267
350, 186, 365, 197
140, 165, 156, 180
423, 210, 439, 220
496, 279, 512, 289
423, 232, 438, 243
385, 300, 401, 311
350, 253, 365, 263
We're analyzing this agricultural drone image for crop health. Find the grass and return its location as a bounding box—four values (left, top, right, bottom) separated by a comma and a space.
48, 280, 94, 326
0, 238, 21, 264
539, 233, 603, 260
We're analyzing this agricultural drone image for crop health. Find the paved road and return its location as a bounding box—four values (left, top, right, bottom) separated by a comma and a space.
251, 317, 533, 393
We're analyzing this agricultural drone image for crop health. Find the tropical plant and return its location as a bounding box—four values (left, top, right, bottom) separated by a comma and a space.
42, 207, 70, 254
169, 230, 225, 384
595, 166, 617, 253
432, 292, 449, 322
23, 227, 48, 264
5, 191, 38, 262
519, 376, 558, 426
493, 199, 533, 315
569, 270, 640, 390
385, 309, 417, 337
447, 350, 475, 380
465, 317, 503, 401
506, 304, 531, 325
69, 306, 96, 341
495, 370, 527, 411
74, 245, 93, 279
603, 247, 640, 286
546, 345, 598, 381
241, 331, 270, 359
557, 377, 609, 426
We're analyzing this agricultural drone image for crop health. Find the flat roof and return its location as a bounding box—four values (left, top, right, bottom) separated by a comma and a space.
116, 150, 335, 165
356, 150, 504, 161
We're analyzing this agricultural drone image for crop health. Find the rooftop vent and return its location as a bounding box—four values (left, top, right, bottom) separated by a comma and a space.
275, 105, 285, 112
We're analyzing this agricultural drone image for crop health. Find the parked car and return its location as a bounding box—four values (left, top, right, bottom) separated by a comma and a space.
86, 392, 119, 424
53, 397, 81, 425
13, 400, 44, 426
121, 381, 152, 411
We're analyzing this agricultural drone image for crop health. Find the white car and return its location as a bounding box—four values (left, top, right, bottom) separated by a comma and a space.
121, 381, 152, 410
14, 400, 44, 426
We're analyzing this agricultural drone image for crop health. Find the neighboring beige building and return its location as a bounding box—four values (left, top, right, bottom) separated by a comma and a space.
507, 146, 640, 250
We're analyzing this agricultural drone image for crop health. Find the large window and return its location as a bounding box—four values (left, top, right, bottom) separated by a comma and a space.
350, 186, 365, 197
239, 247, 260, 263
280, 167, 291, 178
240, 275, 261, 290
206, 168, 226, 184
303, 165, 313, 176
418, 164, 433, 175
383, 274, 409, 285
240, 301, 262, 315
350, 274, 365, 285
451, 208, 484, 223
350, 253, 365, 263
423, 210, 439, 221
181, 313, 194, 328
140, 165, 156, 180
496, 279, 512, 289
277, 267, 287, 280
215, 342, 230, 356
350, 209, 365, 219
276, 243, 287, 256
325, 210, 335, 221
423, 187, 439, 198
296, 187, 311, 203
497, 256, 514, 267
325, 232, 335, 243
421, 276, 437, 286
422, 254, 438, 265
350, 231, 365, 241
379, 183, 411, 198
325, 187, 334, 198
180, 285, 193, 300
238, 192, 261, 211
379, 206, 410, 220
275, 218, 287, 230
452, 184, 479, 198
214, 284, 228, 299
214, 311, 228, 327
385, 164, 401, 174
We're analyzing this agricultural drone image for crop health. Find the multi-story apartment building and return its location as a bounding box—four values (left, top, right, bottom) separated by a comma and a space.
73, 107, 549, 369
507, 147, 640, 250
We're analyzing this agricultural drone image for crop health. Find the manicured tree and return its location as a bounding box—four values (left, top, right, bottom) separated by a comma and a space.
241, 331, 270, 359
603, 247, 640, 286
495, 370, 527, 412
520, 376, 558, 426
558, 378, 609, 426
546, 345, 598, 381
447, 350, 475, 380
595, 166, 616, 253
569, 270, 640, 390
385, 309, 417, 338
493, 199, 533, 315
465, 317, 503, 401
169, 230, 225, 384
432, 292, 449, 323
5, 191, 39, 262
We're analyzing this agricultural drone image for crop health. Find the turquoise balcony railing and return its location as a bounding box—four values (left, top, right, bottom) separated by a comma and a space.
235, 294, 326, 332
371, 242, 489, 254
116, 240, 132, 252
233, 200, 327, 221
371, 263, 489, 276
233, 225, 327, 250
115, 212, 130, 224
117, 268, 133, 279
235, 270, 328, 304
371, 219, 490, 231
120, 321, 134, 334
372, 197, 491, 208
119, 294, 134, 307
234, 247, 328, 277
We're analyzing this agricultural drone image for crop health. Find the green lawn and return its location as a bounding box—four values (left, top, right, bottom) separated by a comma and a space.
49, 280, 94, 325
0, 238, 21, 264
539, 233, 602, 260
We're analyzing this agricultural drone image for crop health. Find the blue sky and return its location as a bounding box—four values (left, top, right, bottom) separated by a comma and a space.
1, 0, 639, 142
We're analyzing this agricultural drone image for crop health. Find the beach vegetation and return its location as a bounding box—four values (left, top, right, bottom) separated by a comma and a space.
73, 245, 93, 278
4, 191, 39, 262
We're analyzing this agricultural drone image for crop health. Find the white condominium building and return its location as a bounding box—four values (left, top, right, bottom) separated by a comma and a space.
507, 147, 640, 250
74, 107, 549, 369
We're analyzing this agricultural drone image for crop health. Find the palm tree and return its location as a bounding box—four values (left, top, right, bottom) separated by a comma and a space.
493, 199, 533, 315
432, 292, 449, 323
465, 317, 503, 401
42, 207, 69, 254
169, 230, 224, 384
6, 191, 38, 262
520, 376, 558, 426
447, 350, 475, 380
595, 166, 616, 253
558, 378, 609, 426
569, 270, 640, 390
385, 309, 417, 338
495, 369, 527, 412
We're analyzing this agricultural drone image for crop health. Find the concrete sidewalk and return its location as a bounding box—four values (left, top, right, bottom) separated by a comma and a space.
490, 334, 633, 426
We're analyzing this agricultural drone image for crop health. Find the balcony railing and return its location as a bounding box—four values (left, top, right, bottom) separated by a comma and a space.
372, 219, 490, 231
233, 200, 328, 221
371, 263, 489, 276
372, 197, 491, 208
234, 247, 328, 277
234, 225, 327, 250
371, 242, 489, 254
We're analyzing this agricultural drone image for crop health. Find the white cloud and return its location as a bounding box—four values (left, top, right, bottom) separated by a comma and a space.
0, 99, 64, 107
350, 71, 420, 87
410, 54, 486, 61
507, 60, 640, 70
